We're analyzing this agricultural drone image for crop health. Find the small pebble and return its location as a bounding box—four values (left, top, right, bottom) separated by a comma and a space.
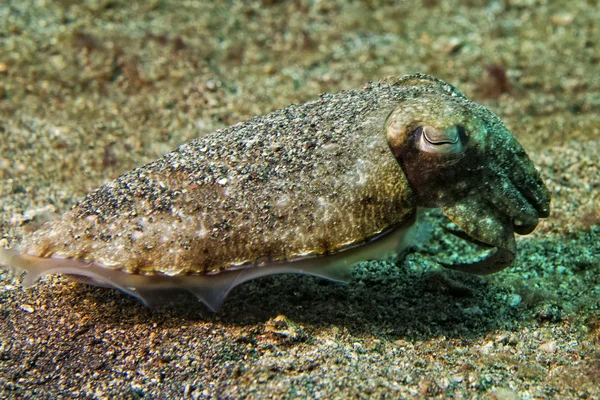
550, 13, 574, 26
479, 341, 494, 355
20, 304, 34, 313
495, 333, 510, 344
538, 341, 556, 354
492, 387, 519, 400
508, 294, 522, 307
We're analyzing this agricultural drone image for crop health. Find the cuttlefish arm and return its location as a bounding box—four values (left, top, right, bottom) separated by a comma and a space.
441, 199, 516, 275
386, 82, 550, 274
436, 105, 549, 274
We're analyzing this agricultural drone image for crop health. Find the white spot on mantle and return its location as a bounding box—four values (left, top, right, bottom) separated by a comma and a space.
196, 221, 209, 238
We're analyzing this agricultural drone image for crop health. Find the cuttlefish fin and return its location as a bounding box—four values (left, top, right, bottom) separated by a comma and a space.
441, 199, 516, 275
185, 258, 355, 313
185, 270, 246, 312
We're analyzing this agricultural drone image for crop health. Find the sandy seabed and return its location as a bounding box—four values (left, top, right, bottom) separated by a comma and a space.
0, 1, 599, 398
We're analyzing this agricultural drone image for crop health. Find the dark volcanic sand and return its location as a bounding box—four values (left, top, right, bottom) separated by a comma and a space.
0, 1, 599, 398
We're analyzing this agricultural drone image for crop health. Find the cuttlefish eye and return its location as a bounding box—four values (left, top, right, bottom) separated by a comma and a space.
416, 125, 466, 154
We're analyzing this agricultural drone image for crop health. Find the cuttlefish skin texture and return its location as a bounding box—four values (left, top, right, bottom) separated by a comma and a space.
0, 74, 550, 311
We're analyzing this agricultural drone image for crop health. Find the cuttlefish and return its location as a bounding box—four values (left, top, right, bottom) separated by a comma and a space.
0, 74, 550, 311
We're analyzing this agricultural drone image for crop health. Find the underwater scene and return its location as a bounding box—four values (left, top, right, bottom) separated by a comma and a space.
0, 0, 598, 398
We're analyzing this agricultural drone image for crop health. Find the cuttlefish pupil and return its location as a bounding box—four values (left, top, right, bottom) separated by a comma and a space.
416, 125, 467, 155
0, 73, 550, 312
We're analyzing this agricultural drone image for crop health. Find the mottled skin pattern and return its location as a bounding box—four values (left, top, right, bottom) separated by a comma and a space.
17, 74, 549, 278
21, 79, 416, 276
386, 77, 549, 273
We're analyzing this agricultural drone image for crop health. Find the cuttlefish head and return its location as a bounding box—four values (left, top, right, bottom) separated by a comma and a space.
386, 88, 550, 274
